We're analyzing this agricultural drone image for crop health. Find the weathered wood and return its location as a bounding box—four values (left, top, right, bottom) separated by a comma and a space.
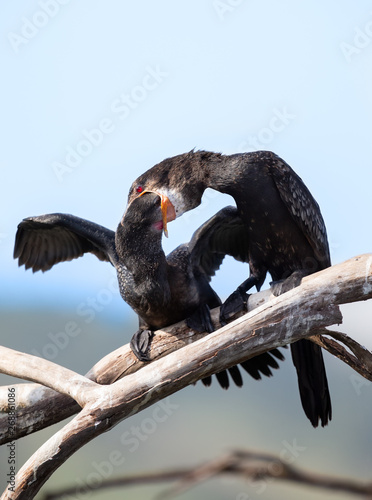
3, 254, 372, 499
1, 255, 372, 445
43, 449, 372, 499
310, 330, 372, 382
0, 288, 274, 444
0, 346, 97, 408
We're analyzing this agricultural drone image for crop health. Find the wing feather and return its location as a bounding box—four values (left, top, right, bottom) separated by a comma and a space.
268, 156, 331, 268
188, 206, 249, 280
14, 213, 116, 273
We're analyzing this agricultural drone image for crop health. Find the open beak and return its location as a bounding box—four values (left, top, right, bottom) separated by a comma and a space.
138, 190, 176, 237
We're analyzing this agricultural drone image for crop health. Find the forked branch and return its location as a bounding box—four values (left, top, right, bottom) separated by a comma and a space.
0, 254, 371, 499
41, 449, 372, 499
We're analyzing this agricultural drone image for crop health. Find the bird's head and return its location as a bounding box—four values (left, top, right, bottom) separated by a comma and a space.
126, 151, 206, 236
121, 191, 175, 238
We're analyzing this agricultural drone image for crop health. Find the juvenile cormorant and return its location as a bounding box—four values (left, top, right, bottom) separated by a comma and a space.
14, 192, 284, 389
126, 150, 332, 427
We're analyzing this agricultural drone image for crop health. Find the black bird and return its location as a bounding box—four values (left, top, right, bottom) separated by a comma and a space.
14, 192, 284, 389
127, 150, 332, 427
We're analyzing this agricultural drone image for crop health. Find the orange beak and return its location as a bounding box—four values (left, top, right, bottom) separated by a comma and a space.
138, 190, 176, 237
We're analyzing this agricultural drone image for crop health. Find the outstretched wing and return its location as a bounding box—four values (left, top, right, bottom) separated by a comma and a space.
186, 205, 285, 383
14, 213, 117, 272
188, 206, 249, 280
267, 154, 331, 268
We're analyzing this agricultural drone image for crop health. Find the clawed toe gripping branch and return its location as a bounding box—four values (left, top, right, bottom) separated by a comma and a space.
1, 255, 372, 499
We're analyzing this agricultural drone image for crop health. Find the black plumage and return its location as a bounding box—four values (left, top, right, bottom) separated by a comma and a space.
127, 149, 332, 427
14, 193, 284, 389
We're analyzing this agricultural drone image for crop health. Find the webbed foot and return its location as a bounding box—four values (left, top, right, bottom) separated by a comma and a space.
219, 289, 249, 326
186, 303, 214, 333
271, 270, 306, 296
130, 329, 154, 361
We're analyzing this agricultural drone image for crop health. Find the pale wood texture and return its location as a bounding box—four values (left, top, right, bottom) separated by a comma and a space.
0, 288, 274, 443
0, 254, 371, 499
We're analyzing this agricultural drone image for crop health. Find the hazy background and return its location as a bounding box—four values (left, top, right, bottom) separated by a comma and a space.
1, 2, 371, 499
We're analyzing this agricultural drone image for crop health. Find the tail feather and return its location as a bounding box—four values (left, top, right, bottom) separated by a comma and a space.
291, 339, 332, 427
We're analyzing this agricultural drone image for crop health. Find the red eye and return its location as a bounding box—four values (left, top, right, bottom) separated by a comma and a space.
136, 185, 144, 193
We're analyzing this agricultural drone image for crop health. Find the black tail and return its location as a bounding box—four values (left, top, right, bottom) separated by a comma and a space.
200, 349, 286, 389
291, 339, 332, 427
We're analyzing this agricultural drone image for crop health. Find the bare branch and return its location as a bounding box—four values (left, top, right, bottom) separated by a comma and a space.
41, 449, 372, 499
1, 254, 372, 498
158, 449, 372, 499
1, 255, 372, 445
310, 330, 372, 382
329, 329, 372, 369
0, 346, 98, 407
0, 289, 274, 443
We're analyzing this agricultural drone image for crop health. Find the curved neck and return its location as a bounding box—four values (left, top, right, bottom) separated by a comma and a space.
115, 223, 167, 279
202, 152, 249, 193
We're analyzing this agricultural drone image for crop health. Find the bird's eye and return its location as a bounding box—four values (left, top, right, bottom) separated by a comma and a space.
136, 185, 144, 194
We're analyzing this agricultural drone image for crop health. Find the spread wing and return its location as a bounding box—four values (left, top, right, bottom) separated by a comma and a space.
14, 213, 116, 273
268, 155, 331, 268
186, 205, 286, 380
188, 206, 249, 280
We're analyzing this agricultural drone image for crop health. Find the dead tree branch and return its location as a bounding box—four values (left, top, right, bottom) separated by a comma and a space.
41, 449, 372, 499
0, 347, 98, 408
0, 288, 274, 444
2, 255, 372, 444
310, 330, 372, 381
0, 254, 371, 499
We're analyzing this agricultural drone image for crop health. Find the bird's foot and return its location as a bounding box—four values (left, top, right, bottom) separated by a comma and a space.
186, 303, 214, 333
270, 270, 306, 296
130, 329, 154, 361
219, 288, 250, 326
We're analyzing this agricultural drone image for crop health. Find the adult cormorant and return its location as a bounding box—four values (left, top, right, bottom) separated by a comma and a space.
14, 192, 284, 389
126, 150, 332, 427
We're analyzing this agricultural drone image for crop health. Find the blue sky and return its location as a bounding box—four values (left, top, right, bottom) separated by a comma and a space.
1, 5, 372, 497
1, 1, 371, 320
